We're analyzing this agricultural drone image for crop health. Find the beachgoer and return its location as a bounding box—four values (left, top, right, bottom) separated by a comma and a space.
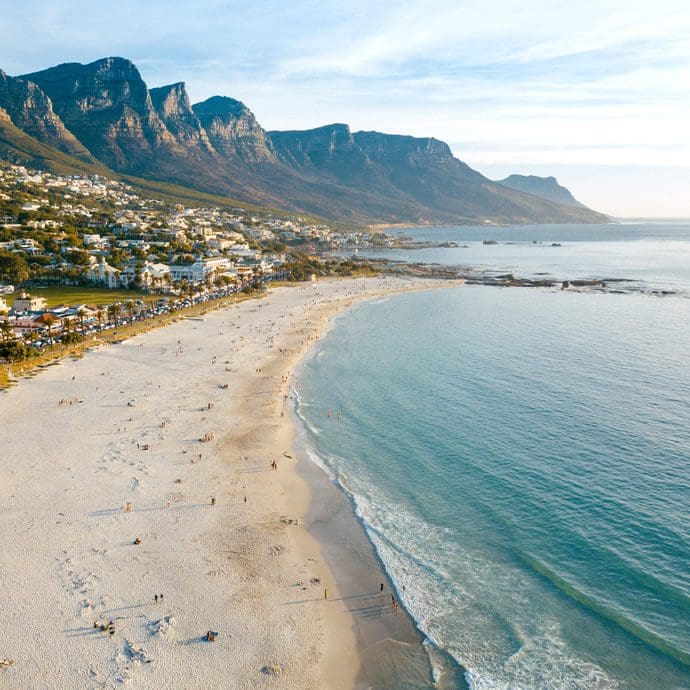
380, 583, 384, 592
155, 595, 158, 603
211, 497, 216, 506
324, 589, 328, 599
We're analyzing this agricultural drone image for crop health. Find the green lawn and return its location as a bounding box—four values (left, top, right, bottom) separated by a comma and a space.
7, 286, 148, 308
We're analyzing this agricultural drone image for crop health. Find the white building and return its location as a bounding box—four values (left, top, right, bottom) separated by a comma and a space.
119, 261, 170, 288
12, 292, 48, 313
83, 234, 105, 247
87, 257, 121, 289
169, 257, 232, 284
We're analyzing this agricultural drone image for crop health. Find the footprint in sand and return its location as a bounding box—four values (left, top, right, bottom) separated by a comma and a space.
147, 616, 176, 641
113, 639, 152, 684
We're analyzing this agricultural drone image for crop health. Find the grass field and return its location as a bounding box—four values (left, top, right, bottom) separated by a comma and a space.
7, 287, 149, 308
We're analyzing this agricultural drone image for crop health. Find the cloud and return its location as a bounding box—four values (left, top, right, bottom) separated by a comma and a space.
1, 0, 689, 214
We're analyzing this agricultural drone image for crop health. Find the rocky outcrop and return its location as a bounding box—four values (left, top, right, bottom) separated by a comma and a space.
0, 69, 93, 161
150, 82, 214, 152
22, 57, 179, 171
192, 96, 275, 161
496, 174, 587, 209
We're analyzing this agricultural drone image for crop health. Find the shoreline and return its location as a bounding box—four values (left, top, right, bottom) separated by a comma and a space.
286, 287, 468, 689
0, 275, 462, 689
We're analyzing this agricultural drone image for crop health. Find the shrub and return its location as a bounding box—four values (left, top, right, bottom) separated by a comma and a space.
0, 341, 35, 362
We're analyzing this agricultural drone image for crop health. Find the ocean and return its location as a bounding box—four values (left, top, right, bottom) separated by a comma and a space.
341, 221, 690, 296
297, 224, 690, 689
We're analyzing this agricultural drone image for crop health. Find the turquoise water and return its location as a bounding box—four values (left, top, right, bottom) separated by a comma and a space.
297, 286, 690, 689
344, 222, 690, 295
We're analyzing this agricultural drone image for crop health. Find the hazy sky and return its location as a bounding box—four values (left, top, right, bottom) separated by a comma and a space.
3, 0, 690, 217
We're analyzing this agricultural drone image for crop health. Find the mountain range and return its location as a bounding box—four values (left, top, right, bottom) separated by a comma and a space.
0, 57, 606, 226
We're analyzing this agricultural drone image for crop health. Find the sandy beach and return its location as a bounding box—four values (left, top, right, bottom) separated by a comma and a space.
0, 275, 460, 689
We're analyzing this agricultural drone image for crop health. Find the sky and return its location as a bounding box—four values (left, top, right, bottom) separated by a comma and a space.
2, 0, 690, 217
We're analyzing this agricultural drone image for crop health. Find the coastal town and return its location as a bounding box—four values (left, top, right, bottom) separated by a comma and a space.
0, 164, 394, 358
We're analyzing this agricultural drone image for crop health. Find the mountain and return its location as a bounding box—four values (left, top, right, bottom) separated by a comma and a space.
0, 56, 607, 226
22, 57, 185, 173
150, 82, 214, 153
192, 96, 275, 161
496, 174, 587, 209
268, 125, 606, 224
0, 69, 95, 163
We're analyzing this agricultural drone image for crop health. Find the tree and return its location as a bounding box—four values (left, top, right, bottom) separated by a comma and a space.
77, 307, 88, 334
40, 313, 58, 346
96, 307, 105, 332
0, 251, 30, 285
69, 250, 91, 267
125, 300, 136, 324
1, 319, 13, 344
107, 302, 121, 327
0, 341, 31, 362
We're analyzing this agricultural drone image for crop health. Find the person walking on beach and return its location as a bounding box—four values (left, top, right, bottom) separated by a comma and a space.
380, 583, 384, 592
324, 589, 328, 600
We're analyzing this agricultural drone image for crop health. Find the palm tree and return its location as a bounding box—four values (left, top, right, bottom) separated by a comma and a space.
125, 300, 136, 324
41, 313, 58, 345
77, 307, 88, 334
107, 302, 121, 327
96, 307, 105, 332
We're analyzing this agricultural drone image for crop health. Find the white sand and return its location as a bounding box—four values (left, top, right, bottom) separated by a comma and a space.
0, 276, 458, 689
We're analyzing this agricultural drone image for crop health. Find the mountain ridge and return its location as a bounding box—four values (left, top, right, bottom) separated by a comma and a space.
496, 174, 588, 209
0, 56, 606, 226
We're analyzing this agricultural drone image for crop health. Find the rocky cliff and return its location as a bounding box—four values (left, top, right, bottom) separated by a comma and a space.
496, 174, 587, 209
0, 69, 94, 162
192, 96, 275, 161
22, 57, 180, 171
149, 82, 215, 153
0, 56, 607, 225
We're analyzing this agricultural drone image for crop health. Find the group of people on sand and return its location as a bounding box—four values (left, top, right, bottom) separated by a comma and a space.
94, 619, 116, 636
